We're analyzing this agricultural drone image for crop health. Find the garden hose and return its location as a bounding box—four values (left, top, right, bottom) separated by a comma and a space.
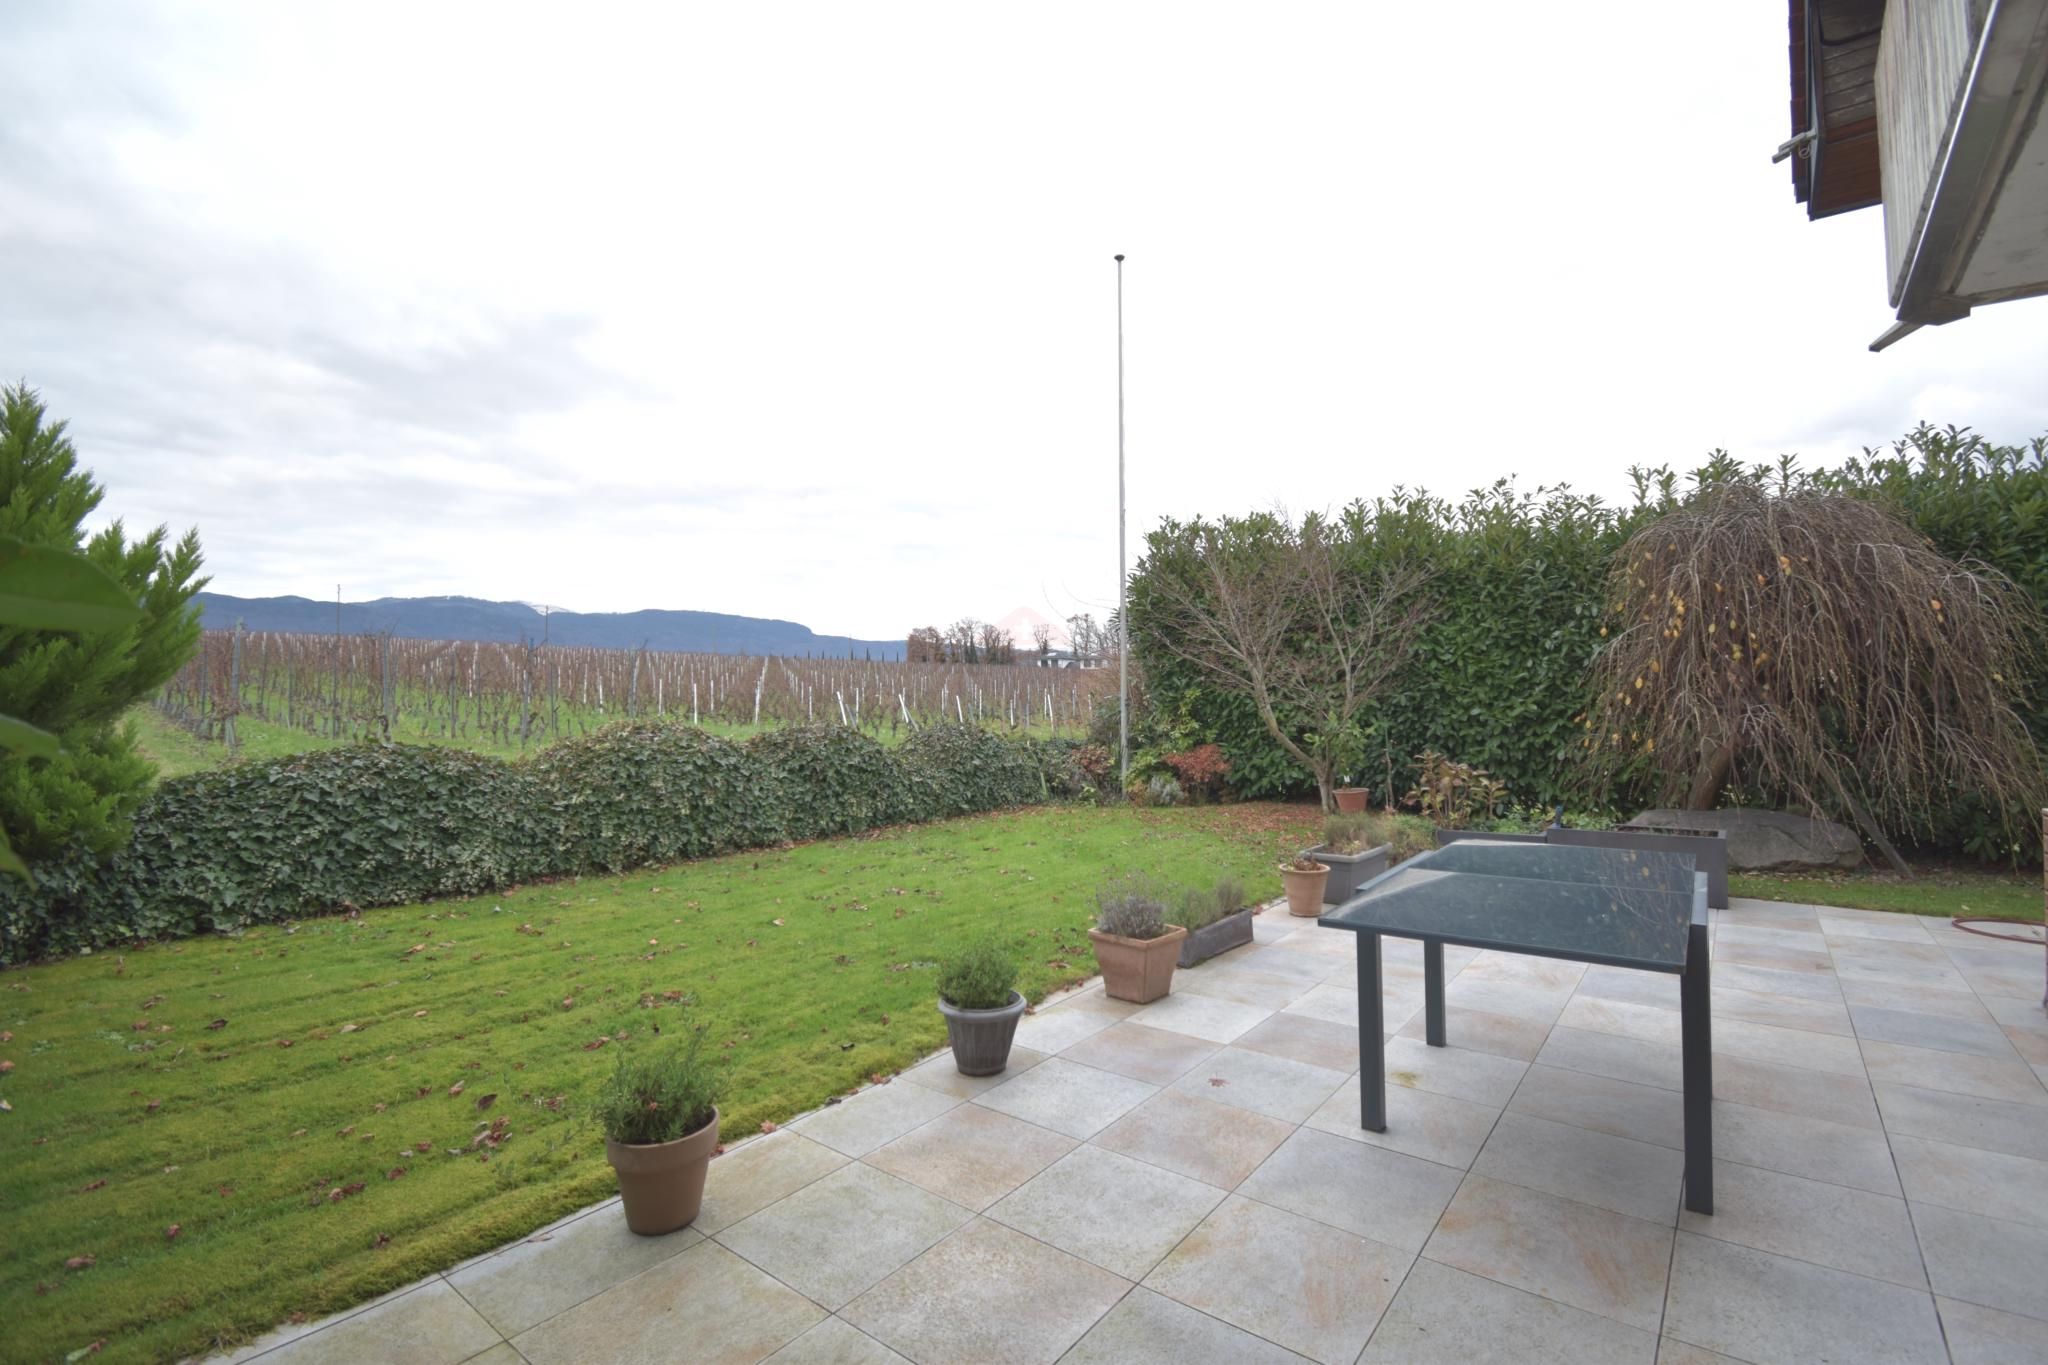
1950, 915, 2046, 945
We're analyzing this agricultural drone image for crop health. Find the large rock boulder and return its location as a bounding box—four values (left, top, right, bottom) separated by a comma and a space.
1624, 809, 1862, 872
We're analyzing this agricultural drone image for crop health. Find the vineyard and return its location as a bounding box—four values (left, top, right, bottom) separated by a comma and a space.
151, 629, 1112, 760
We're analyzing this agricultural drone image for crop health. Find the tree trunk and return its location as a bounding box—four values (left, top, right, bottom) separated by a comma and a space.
1686, 740, 1737, 809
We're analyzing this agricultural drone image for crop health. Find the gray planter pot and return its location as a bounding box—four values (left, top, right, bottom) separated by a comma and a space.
1177, 907, 1255, 968
938, 990, 1027, 1076
1310, 842, 1392, 905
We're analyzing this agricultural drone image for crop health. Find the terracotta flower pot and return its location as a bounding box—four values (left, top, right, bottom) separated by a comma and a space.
1334, 788, 1370, 813
1280, 862, 1330, 916
1088, 924, 1189, 1003
938, 990, 1027, 1076
606, 1106, 720, 1236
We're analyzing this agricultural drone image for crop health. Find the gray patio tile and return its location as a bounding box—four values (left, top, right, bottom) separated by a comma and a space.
1232, 1010, 1362, 1073
762, 1317, 909, 1365
1237, 1126, 1463, 1252
1655, 1341, 1748, 1365
1914, 1203, 2048, 1323
1853, 1005, 2022, 1058
1445, 973, 1575, 1025
1710, 984, 1853, 1036
1252, 912, 1301, 944
1710, 1099, 1900, 1194
1061, 1286, 1313, 1365
1711, 1016, 1866, 1077
1830, 939, 1970, 992
1876, 1082, 2048, 1162
1576, 964, 1682, 1010
1462, 949, 1588, 989
973, 1056, 1158, 1138
986, 1144, 1224, 1280
1983, 994, 2048, 1065
788, 1079, 959, 1157
1231, 943, 1346, 980
1862, 1040, 2048, 1106
1719, 898, 1820, 924
1358, 1257, 1656, 1364
1716, 923, 1829, 954
1170, 1045, 1349, 1123
716, 1163, 971, 1309
1710, 939, 1836, 975
1890, 1134, 2048, 1228
1676, 1160, 1924, 1288
258, 1281, 501, 1365
1422, 1173, 1673, 1332
1840, 976, 1993, 1019
697, 1131, 850, 1234
1013, 1003, 1117, 1054
1307, 1073, 1502, 1169
445, 1203, 700, 1336
862, 1101, 1075, 1210
1712, 1053, 1881, 1128
1280, 981, 1370, 1028
1380, 1034, 1528, 1107
1126, 990, 1274, 1043
457, 1347, 522, 1365
1818, 912, 1934, 943
1144, 1193, 1409, 1365
1663, 1232, 1947, 1365
513, 1240, 823, 1365
1472, 1112, 1683, 1223
1091, 1087, 1295, 1190
1712, 961, 1844, 1002
898, 1044, 1046, 1100
1399, 1003, 1551, 1061
1952, 954, 2048, 1002
1057, 983, 1148, 1021
1508, 1063, 1685, 1149
1176, 965, 1319, 1010
841, 1218, 1128, 1365
1938, 1295, 2048, 1362
1537, 1025, 1682, 1092
1556, 995, 1683, 1048
1059, 1020, 1218, 1084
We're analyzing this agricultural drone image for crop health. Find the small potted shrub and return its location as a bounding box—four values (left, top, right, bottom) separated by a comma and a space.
1170, 877, 1254, 968
1089, 875, 1189, 1003
937, 939, 1026, 1076
1280, 851, 1330, 917
1310, 812, 1393, 905
594, 1030, 721, 1236
1333, 781, 1370, 813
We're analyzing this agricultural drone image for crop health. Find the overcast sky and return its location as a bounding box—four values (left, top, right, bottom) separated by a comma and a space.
7, 3, 2047, 642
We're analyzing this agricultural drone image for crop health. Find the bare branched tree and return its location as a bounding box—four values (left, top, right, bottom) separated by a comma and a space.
1140, 512, 1432, 810
1031, 621, 1054, 663
1578, 484, 2044, 872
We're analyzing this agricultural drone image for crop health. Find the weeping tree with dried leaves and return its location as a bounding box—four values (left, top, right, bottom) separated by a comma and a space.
1135, 508, 1432, 811
1578, 472, 2045, 873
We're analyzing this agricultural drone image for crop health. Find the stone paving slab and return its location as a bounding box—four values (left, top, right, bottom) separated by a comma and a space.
209, 903, 2048, 1365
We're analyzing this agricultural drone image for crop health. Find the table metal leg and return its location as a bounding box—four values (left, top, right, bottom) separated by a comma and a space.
1423, 940, 1446, 1046
1681, 919, 1713, 1214
1357, 931, 1386, 1132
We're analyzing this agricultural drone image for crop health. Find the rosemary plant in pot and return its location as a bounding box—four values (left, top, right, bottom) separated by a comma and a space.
1170, 877, 1254, 968
594, 1030, 721, 1235
937, 939, 1026, 1076
1089, 875, 1188, 1003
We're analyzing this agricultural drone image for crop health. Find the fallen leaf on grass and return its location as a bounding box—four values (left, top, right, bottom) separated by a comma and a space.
1, 1030, 12, 1041
413, 1010, 428, 1018
145, 1099, 161, 1112
447, 1082, 464, 1097
164, 1224, 181, 1242
65, 1256, 94, 1271
404, 944, 426, 956
760, 1120, 779, 1134
372, 1233, 391, 1249
0, 1059, 14, 1073
474, 1093, 497, 1112
79, 1180, 106, 1193
338, 1023, 358, 1034
414, 1141, 432, 1152
582, 1037, 609, 1051
206, 1018, 227, 1031
386, 1167, 407, 1180
291, 1128, 307, 1138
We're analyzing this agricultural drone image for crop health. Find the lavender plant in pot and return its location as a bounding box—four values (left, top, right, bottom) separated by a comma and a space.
1089, 875, 1188, 1003
595, 1030, 721, 1235
937, 939, 1026, 1076
1171, 877, 1254, 968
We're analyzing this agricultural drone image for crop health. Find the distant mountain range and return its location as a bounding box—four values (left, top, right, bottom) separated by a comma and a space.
193, 593, 907, 660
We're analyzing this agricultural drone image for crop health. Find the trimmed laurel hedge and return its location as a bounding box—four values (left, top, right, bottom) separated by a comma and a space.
0, 723, 1085, 965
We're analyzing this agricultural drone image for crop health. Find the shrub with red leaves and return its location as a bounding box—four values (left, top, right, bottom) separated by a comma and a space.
1162, 744, 1230, 799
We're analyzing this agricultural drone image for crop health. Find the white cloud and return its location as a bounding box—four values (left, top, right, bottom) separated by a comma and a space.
7, 0, 2046, 641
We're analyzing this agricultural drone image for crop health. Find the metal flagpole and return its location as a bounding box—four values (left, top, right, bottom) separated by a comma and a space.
1116, 254, 1129, 789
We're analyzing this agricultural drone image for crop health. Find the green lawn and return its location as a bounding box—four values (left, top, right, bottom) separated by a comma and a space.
1730, 866, 2041, 921
0, 802, 1318, 1365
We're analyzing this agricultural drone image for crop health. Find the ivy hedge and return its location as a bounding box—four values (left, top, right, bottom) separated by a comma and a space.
0, 723, 1084, 964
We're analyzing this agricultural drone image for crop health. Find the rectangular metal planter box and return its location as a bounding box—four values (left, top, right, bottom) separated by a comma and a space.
1435, 826, 1730, 909
1311, 842, 1391, 905
1176, 907, 1255, 968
